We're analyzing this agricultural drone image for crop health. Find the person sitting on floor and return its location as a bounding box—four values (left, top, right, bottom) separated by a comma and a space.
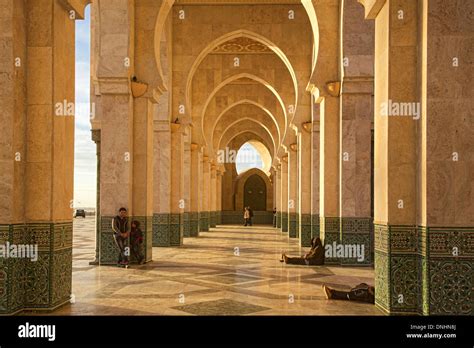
130, 220, 145, 265
322, 283, 375, 304
280, 237, 324, 265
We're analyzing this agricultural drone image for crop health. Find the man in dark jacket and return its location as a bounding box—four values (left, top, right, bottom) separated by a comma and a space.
111, 207, 130, 266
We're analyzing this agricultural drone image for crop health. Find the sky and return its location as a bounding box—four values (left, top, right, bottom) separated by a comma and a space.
74, 5, 96, 208
236, 143, 263, 174
73, 5, 262, 208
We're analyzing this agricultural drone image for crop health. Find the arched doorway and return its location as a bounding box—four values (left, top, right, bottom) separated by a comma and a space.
244, 174, 266, 211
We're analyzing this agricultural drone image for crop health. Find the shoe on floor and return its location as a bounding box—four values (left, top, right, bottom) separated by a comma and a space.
322, 285, 333, 300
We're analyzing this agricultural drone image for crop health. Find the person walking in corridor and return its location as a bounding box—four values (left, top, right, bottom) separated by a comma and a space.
247, 206, 254, 226
112, 207, 130, 267
244, 207, 250, 226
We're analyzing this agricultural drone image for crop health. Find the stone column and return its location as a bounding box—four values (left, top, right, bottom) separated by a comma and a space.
318, 96, 340, 263
288, 144, 298, 238
360, 0, 418, 314
280, 155, 289, 232
189, 143, 201, 237
0, 0, 80, 312
95, 0, 135, 262
1, 0, 27, 314
132, 98, 154, 261
275, 165, 282, 228
339, 85, 373, 265
209, 164, 217, 228
338, 0, 374, 266
299, 125, 312, 246
169, 123, 184, 246
153, 120, 171, 246
199, 156, 210, 231
216, 167, 224, 225
311, 103, 321, 240
90, 130, 101, 264
182, 132, 191, 237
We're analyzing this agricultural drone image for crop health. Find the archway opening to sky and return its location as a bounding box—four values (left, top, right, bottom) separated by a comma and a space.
235, 142, 267, 175
74, 4, 95, 212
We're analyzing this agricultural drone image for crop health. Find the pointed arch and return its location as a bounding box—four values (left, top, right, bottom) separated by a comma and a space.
210, 99, 281, 150
186, 30, 298, 114
200, 73, 289, 149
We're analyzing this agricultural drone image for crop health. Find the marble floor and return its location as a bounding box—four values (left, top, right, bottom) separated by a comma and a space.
43, 218, 383, 315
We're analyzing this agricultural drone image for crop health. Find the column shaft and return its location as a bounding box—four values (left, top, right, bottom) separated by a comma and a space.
169, 124, 184, 246
311, 104, 321, 240
280, 156, 289, 232
199, 157, 210, 231
275, 166, 282, 228
299, 128, 312, 246
189, 144, 201, 237
319, 96, 340, 263
210, 165, 217, 228
288, 145, 298, 238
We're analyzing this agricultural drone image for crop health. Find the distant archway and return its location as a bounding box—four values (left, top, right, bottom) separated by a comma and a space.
234, 168, 272, 212
244, 174, 267, 211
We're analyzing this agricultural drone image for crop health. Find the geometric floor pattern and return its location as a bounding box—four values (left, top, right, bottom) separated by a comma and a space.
33, 218, 383, 316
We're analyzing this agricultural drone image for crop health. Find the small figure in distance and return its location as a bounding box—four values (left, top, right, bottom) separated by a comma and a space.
243, 207, 250, 226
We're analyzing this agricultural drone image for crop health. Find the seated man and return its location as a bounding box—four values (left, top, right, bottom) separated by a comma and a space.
111, 207, 130, 266
322, 283, 375, 304
280, 237, 324, 265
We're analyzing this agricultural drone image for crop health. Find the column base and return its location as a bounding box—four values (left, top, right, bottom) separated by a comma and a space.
311, 214, 320, 239
152, 213, 183, 247
289, 213, 297, 238
276, 211, 281, 228
216, 211, 222, 225
183, 212, 190, 237
199, 211, 209, 231
281, 212, 288, 232
420, 226, 473, 315
375, 224, 473, 315
169, 214, 183, 246
299, 214, 312, 247
374, 224, 421, 315
340, 217, 373, 265
188, 212, 199, 237
320, 217, 340, 265
0, 222, 72, 314
209, 211, 217, 228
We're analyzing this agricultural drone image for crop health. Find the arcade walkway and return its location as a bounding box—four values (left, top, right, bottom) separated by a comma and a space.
46, 219, 381, 316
